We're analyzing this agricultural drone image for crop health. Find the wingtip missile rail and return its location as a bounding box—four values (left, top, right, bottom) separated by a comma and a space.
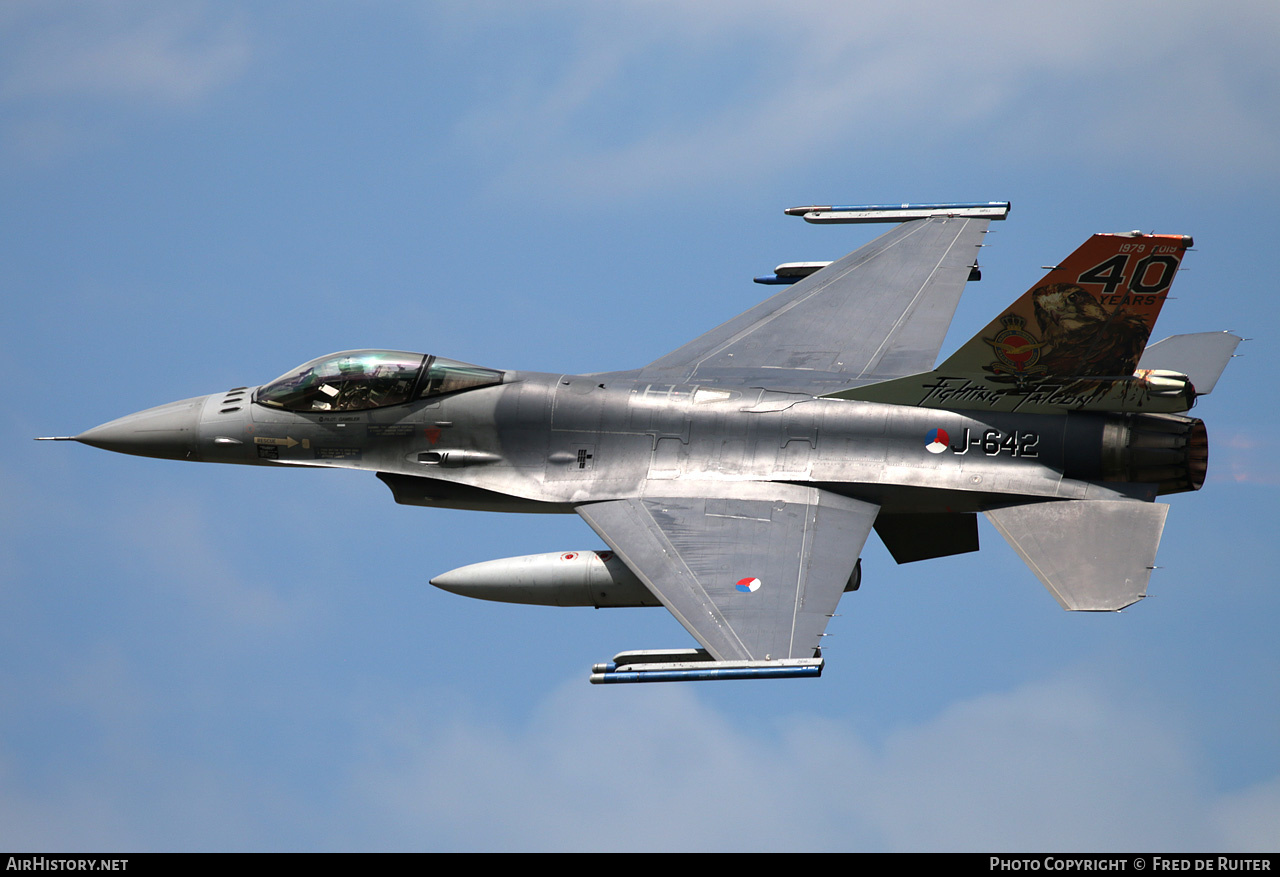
785, 201, 1011, 224
589, 649, 824, 684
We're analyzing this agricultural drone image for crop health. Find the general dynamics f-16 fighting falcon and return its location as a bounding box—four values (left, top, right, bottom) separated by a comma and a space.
41, 202, 1241, 684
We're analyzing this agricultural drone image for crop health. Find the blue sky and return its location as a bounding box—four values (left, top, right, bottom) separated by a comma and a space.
3, 0, 1278, 851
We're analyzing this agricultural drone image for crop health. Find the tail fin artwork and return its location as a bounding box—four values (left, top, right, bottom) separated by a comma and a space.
828, 232, 1199, 414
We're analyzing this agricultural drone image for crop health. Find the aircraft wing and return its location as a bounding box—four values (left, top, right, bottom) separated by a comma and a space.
576, 485, 878, 661
637, 216, 990, 391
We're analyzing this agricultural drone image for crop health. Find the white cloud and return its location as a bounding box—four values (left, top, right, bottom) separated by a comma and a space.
1213, 431, 1280, 486
1212, 775, 1280, 851
1, 1, 250, 106
0, 1, 252, 164
348, 673, 1279, 851
0, 645, 1274, 851
109, 490, 313, 632
449, 0, 1280, 198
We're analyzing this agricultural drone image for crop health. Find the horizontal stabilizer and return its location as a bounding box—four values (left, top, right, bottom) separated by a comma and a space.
985, 500, 1168, 610
1138, 332, 1242, 395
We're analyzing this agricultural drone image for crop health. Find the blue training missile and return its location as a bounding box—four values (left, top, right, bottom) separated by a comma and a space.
785, 201, 1011, 223
588, 649, 824, 684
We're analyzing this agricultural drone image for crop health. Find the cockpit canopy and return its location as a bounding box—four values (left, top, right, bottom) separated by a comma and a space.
255, 350, 503, 412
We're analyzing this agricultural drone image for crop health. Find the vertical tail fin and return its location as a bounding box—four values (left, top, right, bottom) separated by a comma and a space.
939, 232, 1192, 380
826, 232, 1196, 413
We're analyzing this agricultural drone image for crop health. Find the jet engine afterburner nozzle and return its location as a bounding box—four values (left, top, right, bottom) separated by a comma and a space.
1098, 413, 1207, 495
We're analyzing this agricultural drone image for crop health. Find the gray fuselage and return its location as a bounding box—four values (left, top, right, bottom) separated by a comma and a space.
186, 371, 1150, 515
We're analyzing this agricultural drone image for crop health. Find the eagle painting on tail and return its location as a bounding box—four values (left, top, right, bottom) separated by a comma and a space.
1030, 282, 1152, 379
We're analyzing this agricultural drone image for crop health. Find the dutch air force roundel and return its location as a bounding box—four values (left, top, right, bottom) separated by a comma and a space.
735, 577, 762, 593
925, 428, 950, 454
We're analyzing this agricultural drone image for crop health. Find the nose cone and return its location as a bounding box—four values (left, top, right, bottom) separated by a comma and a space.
76, 395, 208, 461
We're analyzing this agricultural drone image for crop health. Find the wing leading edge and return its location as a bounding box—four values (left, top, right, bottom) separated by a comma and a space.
637, 215, 991, 392
577, 485, 878, 661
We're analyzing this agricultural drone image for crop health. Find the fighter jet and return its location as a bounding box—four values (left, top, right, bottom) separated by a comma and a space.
41, 202, 1240, 683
